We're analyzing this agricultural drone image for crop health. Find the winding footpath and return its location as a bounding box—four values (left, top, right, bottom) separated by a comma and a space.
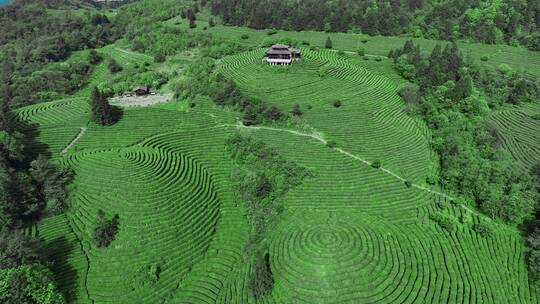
220, 122, 477, 215
62, 127, 87, 154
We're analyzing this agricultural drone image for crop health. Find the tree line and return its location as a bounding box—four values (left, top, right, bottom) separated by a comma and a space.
0, 95, 72, 302
207, 0, 539, 50
389, 39, 540, 285
226, 134, 312, 299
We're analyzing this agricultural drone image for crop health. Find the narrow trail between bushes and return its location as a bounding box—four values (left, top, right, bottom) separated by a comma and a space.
220, 122, 477, 215
62, 127, 87, 154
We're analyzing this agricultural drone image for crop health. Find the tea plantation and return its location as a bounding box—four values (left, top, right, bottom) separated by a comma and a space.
12, 35, 538, 302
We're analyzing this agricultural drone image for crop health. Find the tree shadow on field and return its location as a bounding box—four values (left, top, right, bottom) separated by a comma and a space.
44, 236, 79, 303
11, 114, 52, 160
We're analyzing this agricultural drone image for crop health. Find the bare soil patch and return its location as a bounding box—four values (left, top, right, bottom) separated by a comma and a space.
110, 93, 173, 107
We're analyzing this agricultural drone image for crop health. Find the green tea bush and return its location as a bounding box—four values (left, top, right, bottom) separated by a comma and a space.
371, 160, 381, 169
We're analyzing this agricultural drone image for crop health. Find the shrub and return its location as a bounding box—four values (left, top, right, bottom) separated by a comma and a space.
241, 34, 249, 40
131, 263, 161, 288
459, 212, 472, 224
263, 106, 286, 122
107, 59, 122, 73
497, 63, 512, 75
426, 175, 438, 185
333, 100, 342, 108
154, 52, 166, 63
363, 56, 369, 60
404, 180, 412, 187
208, 17, 215, 27
532, 114, 540, 120
326, 141, 337, 148
306, 104, 313, 110
301, 40, 310, 46
132, 40, 145, 52
528, 250, 540, 285
248, 251, 273, 298
291, 103, 303, 117
267, 29, 277, 36
325, 36, 333, 49
371, 160, 381, 169
430, 212, 457, 232
357, 48, 365, 56
337, 50, 345, 55
92, 210, 120, 248
375, 57, 382, 62
473, 219, 492, 237
361, 39, 368, 43
398, 86, 420, 105
88, 50, 102, 65
189, 19, 197, 28
480, 55, 489, 61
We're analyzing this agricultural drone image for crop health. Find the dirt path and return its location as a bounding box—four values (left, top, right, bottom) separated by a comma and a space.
62, 127, 87, 154
116, 47, 153, 60
221, 122, 478, 215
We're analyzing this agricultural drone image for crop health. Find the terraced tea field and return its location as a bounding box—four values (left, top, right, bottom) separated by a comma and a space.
220, 48, 437, 183
199, 24, 540, 77
16, 45, 539, 303
488, 102, 540, 173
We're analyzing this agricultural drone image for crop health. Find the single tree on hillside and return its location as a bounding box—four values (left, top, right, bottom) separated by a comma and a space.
325, 36, 333, 49
107, 58, 122, 73
450, 69, 473, 101
90, 87, 121, 126
208, 17, 215, 27
92, 210, 120, 248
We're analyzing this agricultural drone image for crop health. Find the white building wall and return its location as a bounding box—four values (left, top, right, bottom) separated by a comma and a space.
265, 58, 292, 65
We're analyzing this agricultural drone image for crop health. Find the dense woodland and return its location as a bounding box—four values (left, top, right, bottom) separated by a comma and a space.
389, 40, 540, 283
0, 101, 72, 302
208, 0, 540, 50
0, 0, 116, 107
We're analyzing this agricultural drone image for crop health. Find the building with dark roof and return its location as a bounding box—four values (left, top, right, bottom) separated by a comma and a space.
133, 85, 149, 96
264, 45, 301, 65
